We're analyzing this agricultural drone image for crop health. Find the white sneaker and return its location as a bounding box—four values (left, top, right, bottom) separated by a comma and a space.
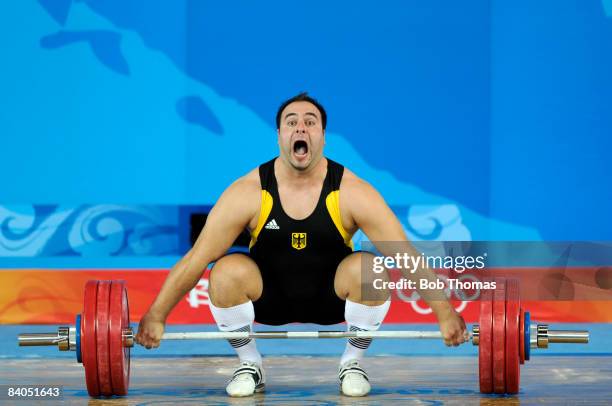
339, 359, 371, 397
226, 361, 265, 397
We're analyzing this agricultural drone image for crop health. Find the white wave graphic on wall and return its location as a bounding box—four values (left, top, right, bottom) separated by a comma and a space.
0, 206, 73, 256
68, 205, 170, 256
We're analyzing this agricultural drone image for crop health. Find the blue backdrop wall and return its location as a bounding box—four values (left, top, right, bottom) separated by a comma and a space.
1, 1, 611, 263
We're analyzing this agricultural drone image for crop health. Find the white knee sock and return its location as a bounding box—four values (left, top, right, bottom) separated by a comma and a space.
209, 300, 262, 366
340, 298, 391, 365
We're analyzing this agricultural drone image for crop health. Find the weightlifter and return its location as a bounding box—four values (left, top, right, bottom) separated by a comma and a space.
135, 93, 467, 397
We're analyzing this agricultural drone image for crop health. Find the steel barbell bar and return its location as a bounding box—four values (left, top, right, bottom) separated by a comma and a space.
18, 325, 589, 348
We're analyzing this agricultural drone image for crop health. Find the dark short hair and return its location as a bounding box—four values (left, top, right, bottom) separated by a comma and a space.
276, 92, 327, 130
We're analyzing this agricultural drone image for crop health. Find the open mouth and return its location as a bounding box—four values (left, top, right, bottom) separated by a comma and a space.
293, 140, 309, 156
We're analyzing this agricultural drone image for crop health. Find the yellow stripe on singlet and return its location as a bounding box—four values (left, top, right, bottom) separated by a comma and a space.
325, 190, 354, 249
249, 189, 274, 249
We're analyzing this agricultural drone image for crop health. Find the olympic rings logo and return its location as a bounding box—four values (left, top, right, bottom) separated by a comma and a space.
395, 274, 481, 315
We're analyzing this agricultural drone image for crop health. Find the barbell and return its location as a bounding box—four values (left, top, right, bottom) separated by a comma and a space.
18, 278, 589, 397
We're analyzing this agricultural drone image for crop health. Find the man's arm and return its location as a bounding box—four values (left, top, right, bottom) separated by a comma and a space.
341, 174, 467, 346
136, 173, 260, 348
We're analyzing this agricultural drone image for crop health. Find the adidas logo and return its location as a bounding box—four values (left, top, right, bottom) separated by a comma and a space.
265, 219, 280, 230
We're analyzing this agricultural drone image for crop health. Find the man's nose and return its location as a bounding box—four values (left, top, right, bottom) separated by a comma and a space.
295, 120, 306, 133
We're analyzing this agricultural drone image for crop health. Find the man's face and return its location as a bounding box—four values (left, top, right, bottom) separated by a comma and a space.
277, 101, 325, 171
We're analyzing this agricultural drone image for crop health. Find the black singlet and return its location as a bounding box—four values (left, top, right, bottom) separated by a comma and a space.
248, 157, 354, 325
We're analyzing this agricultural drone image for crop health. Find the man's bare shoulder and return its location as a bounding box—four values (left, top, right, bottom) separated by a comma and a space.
227, 168, 260, 195
340, 167, 377, 196
212, 168, 261, 228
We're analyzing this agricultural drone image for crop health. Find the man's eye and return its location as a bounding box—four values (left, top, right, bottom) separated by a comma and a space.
306, 121, 315, 126
288, 121, 296, 126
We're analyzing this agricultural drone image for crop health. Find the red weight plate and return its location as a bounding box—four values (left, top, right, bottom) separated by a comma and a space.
519, 308, 525, 365
505, 279, 521, 394
478, 281, 494, 393
96, 281, 112, 396
82, 280, 100, 397
492, 278, 506, 394
109, 280, 130, 395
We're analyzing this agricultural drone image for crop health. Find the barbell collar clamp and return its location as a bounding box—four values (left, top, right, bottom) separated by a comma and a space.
123, 327, 134, 348
68, 327, 77, 351
537, 324, 549, 348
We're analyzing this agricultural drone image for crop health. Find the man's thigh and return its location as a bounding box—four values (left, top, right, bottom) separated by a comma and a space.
209, 253, 263, 306
334, 251, 389, 304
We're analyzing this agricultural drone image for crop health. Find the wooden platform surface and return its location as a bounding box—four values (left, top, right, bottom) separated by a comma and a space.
1, 356, 610, 405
